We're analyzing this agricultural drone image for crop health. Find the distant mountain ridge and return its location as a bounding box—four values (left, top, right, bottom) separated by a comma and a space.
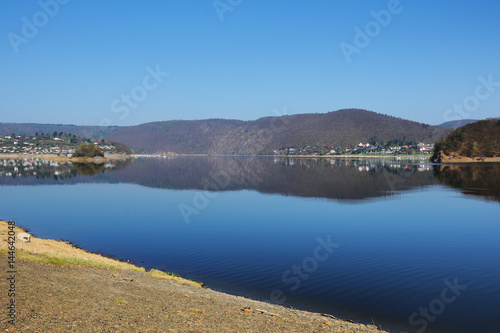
1, 109, 451, 155
438, 119, 478, 129
102, 109, 451, 154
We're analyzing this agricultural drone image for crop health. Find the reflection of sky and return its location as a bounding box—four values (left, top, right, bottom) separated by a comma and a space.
3, 182, 498, 250
2, 182, 499, 262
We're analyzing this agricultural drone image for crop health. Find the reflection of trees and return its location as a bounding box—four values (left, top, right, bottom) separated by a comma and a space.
433, 165, 500, 203
73, 159, 132, 176
74, 163, 104, 176
107, 158, 133, 171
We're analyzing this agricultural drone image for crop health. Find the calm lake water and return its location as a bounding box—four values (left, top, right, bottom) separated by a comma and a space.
1, 157, 499, 333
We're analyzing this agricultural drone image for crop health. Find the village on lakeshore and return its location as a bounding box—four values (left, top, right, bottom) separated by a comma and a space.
0, 133, 120, 156
272, 141, 435, 156
0, 131, 435, 158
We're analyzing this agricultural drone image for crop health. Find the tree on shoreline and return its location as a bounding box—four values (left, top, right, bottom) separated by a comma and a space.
72, 143, 104, 158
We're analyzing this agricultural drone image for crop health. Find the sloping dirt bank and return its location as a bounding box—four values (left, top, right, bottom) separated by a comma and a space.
438, 155, 500, 163
431, 151, 500, 163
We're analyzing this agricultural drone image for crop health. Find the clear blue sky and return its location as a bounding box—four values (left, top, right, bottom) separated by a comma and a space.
1, 0, 499, 126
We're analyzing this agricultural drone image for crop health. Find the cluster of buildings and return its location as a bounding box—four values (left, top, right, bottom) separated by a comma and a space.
0, 135, 116, 156
272, 142, 435, 156
348, 142, 435, 154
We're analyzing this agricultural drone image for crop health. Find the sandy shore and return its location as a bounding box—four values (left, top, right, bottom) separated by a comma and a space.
436, 154, 500, 163
0, 220, 393, 332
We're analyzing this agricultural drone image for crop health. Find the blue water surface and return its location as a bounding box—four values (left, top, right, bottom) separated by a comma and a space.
1, 158, 499, 333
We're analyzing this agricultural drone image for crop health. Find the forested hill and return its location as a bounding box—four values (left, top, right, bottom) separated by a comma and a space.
432, 119, 500, 162
102, 109, 450, 154
0, 109, 451, 155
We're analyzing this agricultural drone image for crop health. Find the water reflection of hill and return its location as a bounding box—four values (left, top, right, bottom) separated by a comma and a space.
101, 157, 439, 201
4, 156, 476, 201
433, 164, 500, 203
